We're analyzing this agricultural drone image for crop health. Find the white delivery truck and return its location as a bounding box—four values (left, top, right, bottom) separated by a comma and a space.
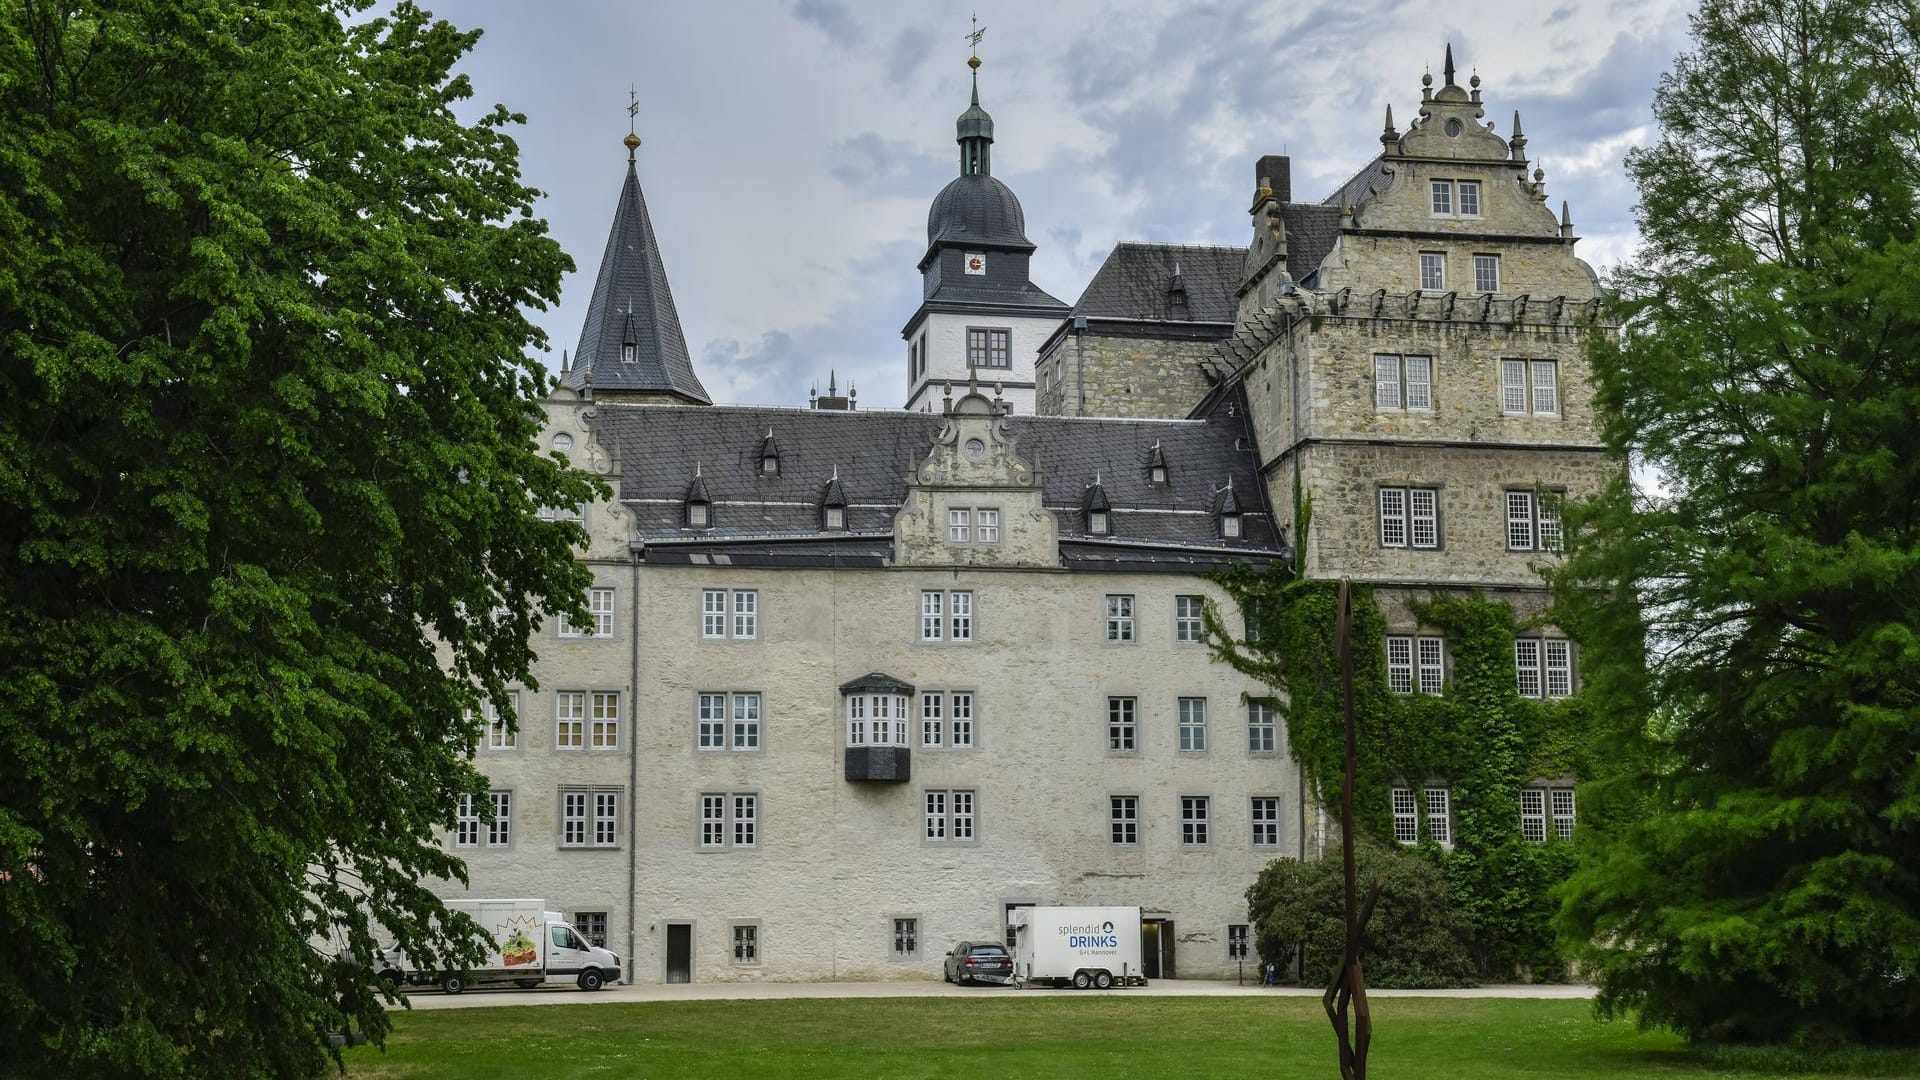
1009, 906, 1147, 989
375, 898, 621, 994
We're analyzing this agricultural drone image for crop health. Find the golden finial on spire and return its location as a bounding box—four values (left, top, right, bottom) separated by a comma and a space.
623, 84, 641, 159
966, 12, 985, 69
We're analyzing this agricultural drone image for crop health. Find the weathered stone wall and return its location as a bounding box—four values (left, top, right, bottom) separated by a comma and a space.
1293, 441, 1613, 586
1035, 331, 1221, 419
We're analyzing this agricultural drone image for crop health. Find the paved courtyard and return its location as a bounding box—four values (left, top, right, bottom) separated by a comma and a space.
396, 978, 1598, 1011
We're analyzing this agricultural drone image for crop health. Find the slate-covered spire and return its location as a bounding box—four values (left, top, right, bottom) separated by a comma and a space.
562, 129, 710, 404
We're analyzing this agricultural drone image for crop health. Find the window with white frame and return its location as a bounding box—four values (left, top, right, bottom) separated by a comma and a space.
587, 588, 614, 637
573, 911, 608, 948
1176, 697, 1207, 752
846, 691, 910, 748
892, 917, 919, 958
560, 787, 620, 848
1500, 359, 1559, 414
590, 691, 620, 749
1374, 354, 1434, 411
1378, 487, 1440, 549
976, 509, 1000, 543
1106, 594, 1135, 642
1391, 787, 1418, 844
1551, 787, 1576, 839
699, 792, 758, 849
1181, 796, 1210, 846
1227, 923, 1251, 960
1385, 635, 1445, 694
1175, 595, 1205, 643
1108, 697, 1136, 752
1110, 795, 1138, 845
1514, 637, 1574, 699
482, 691, 519, 751
1425, 787, 1452, 848
1429, 179, 1452, 215
948, 508, 970, 542
924, 789, 976, 841
1251, 796, 1281, 847
1520, 787, 1547, 842
539, 504, 585, 524
555, 691, 585, 749
732, 923, 759, 964
697, 694, 726, 749
1429, 179, 1481, 217
919, 691, 973, 748
701, 589, 758, 640
1507, 490, 1565, 552
487, 791, 511, 847
920, 590, 972, 642
454, 794, 480, 848
1419, 252, 1446, 291
1473, 254, 1501, 294
1248, 700, 1278, 753
1457, 180, 1481, 216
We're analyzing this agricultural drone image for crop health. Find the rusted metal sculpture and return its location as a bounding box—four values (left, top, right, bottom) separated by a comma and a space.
1323, 578, 1378, 1080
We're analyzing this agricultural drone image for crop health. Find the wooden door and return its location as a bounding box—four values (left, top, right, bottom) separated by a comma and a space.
666, 923, 692, 984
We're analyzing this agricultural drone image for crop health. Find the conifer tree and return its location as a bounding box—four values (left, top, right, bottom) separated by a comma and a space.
0, 2, 596, 1075
1551, 0, 1920, 1044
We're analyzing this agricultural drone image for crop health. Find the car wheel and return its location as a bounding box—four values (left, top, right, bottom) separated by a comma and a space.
1072, 971, 1092, 990
578, 969, 605, 992
440, 973, 465, 995
515, 979, 540, 989
1094, 970, 1113, 990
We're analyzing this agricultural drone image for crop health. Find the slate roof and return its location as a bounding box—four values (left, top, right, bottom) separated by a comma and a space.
592, 397, 1285, 568
1072, 244, 1245, 324
1280, 203, 1343, 286
562, 160, 710, 403
1324, 155, 1393, 216
927, 173, 1033, 250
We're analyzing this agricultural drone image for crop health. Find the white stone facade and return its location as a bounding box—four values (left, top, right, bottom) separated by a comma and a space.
902, 310, 1058, 415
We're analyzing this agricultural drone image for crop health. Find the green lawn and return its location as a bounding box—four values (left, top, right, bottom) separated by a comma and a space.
339, 997, 1920, 1080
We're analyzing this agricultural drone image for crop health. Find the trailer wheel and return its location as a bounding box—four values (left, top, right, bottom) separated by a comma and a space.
1094, 970, 1113, 990
515, 979, 540, 989
440, 973, 465, 995
1072, 970, 1092, 990
578, 969, 605, 992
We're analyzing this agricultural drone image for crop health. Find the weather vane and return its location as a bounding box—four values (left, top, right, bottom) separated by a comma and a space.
624, 84, 641, 159
966, 13, 986, 61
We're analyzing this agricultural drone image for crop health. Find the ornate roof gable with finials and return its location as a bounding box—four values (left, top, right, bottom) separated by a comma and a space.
562, 126, 710, 403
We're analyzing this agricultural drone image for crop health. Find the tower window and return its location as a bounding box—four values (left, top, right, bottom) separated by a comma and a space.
966, 328, 1011, 369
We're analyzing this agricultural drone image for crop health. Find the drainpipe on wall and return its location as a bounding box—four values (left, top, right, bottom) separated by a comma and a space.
1072, 315, 1087, 416
626, 550, 641, 982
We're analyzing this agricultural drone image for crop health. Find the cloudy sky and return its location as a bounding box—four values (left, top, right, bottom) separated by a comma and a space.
442, 0, 1697, 407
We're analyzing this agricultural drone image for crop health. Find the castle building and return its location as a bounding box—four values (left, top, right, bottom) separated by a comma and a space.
900, 58, 1069, 414
446, 46, 1609, 984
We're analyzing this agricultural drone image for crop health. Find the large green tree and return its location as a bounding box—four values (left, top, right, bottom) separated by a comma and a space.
0, 2, 596, 1076
1550, 0, 1920, 1045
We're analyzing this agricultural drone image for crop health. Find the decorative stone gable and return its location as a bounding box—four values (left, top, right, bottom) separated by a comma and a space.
892, 389, 1058, 567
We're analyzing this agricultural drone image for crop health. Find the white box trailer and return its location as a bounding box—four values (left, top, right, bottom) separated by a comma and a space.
1009, 906, 1147, 989
375, 898, 621, 994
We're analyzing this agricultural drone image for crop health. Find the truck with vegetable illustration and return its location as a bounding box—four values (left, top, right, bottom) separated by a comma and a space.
375, 898, 621, 993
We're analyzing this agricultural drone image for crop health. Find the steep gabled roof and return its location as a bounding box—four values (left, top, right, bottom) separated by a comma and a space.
1072, 244, 1246, 324
563, 159, 710, 403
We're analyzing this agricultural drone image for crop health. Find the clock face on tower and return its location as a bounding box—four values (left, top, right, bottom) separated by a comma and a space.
964, 253, 987, 276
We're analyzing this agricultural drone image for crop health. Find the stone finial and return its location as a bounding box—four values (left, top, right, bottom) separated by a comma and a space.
1442, 44, 1456, 87
1560, 199, 1574, 238
560, 348, 570, 374
1510, 110, 1528, 161
1381, 103, 1398, 148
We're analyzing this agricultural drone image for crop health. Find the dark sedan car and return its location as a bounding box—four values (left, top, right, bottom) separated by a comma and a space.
943, 941, 1014, 985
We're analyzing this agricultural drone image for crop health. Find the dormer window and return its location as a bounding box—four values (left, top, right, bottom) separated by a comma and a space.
759, 430, 780, 477
1145, 442, 1169, 486
820, 470, 848, 531
1216, 480, 1243, 540
622, 343, 636, 364
824, 506, 845, 530
1222, 514, 1242, 539
1083, 478, 1112, 537
684, 471, 712, 528
1089, 510, 1109, 535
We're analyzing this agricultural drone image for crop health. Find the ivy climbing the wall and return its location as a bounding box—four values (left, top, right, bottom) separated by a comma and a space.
1207, 567, 1600, 979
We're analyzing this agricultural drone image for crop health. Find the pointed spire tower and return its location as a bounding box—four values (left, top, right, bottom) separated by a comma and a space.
562, 93, 710, 404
